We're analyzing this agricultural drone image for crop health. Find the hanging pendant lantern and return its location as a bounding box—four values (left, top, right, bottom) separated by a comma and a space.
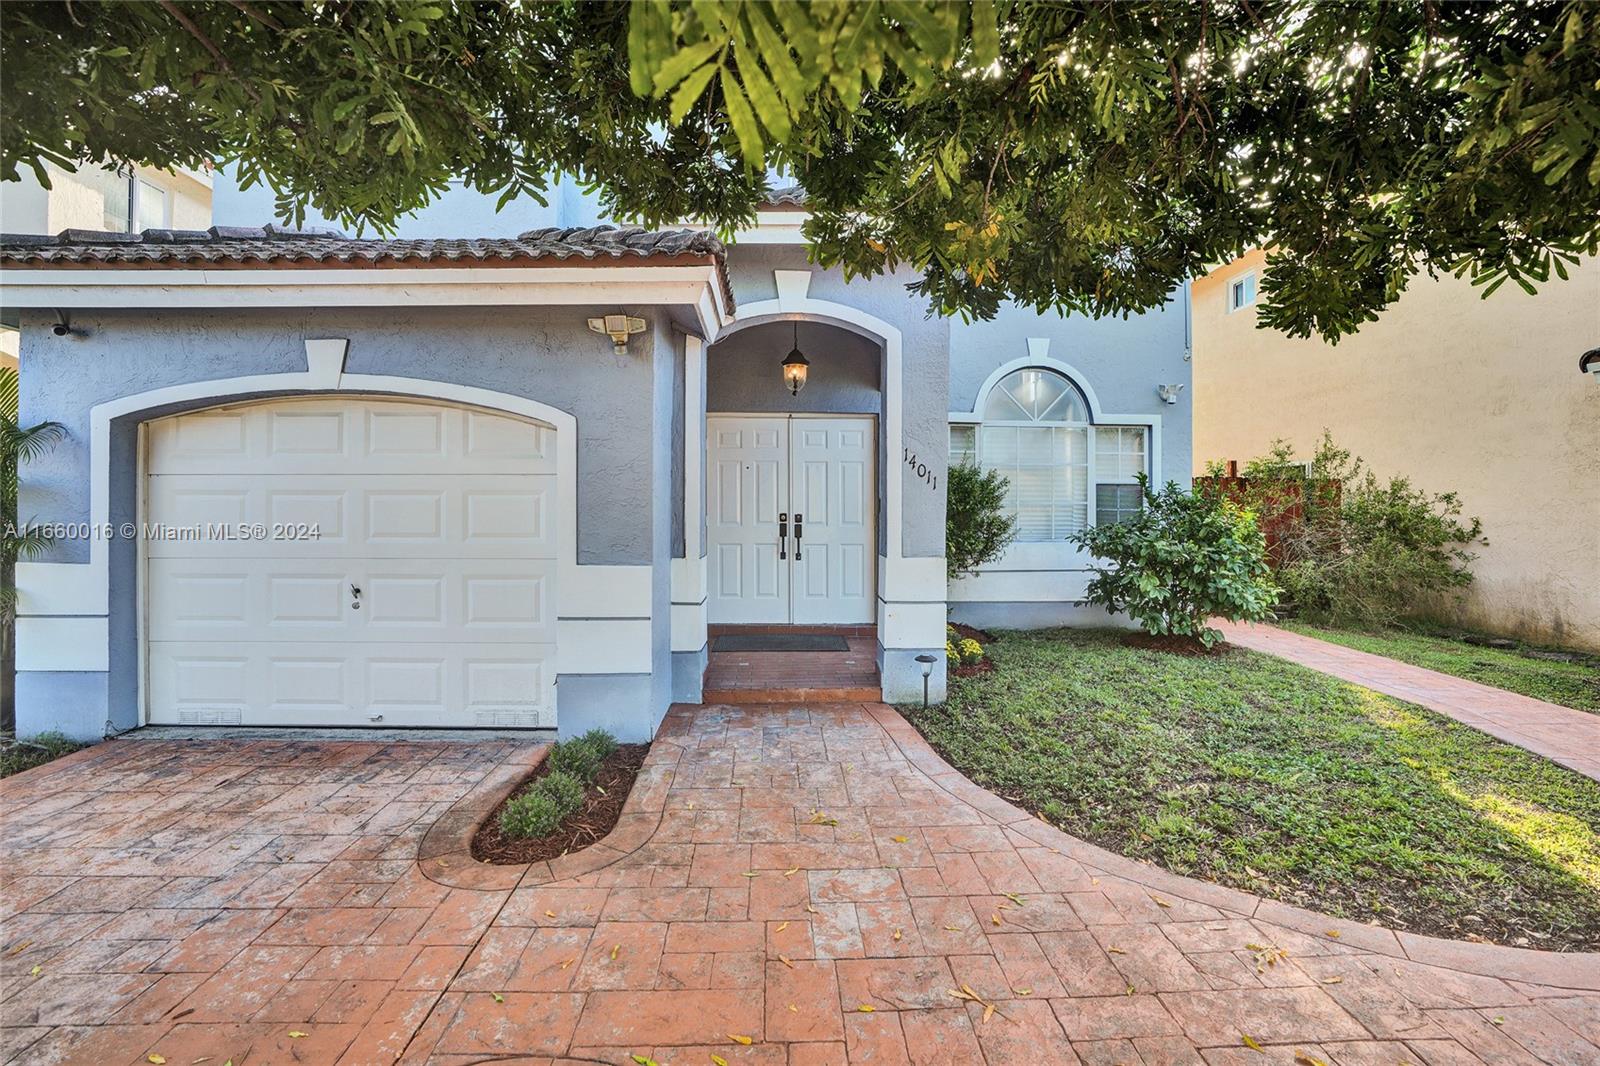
781, 320, 810, 396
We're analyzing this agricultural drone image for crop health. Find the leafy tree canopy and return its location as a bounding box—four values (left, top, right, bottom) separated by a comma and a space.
3, 1, 1597, 340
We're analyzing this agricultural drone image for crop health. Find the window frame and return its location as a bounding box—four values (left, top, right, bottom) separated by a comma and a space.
132, 177, 171, 231
1226, 270, 1257, 313
949, 368, 1153, 545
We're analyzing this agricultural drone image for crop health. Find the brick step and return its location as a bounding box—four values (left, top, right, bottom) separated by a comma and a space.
703, 685, 884, 705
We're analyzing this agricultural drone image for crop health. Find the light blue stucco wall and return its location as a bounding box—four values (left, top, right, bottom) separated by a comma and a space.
947, 290, 1193, 484
16, 304, 690, 742
945, 286, 1192, 630
708, 320, 881, 415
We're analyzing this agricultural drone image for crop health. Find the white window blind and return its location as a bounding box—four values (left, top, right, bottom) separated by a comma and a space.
981, 424, 1088, 540
953, 369, 1153, 542
1093, 426, 1148, 525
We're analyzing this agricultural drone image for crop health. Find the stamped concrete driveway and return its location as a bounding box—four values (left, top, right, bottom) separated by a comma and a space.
2, 706, 1597, 1066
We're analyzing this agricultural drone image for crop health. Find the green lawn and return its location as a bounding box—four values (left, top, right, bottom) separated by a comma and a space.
0, 732, 87, 778
1279, 620, 1600, 713
906, 629, 1600, 951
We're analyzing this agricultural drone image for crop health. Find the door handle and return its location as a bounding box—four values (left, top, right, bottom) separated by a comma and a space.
793, 513, 803, 560
778, 513, 788, 560
350, 583, 362, 610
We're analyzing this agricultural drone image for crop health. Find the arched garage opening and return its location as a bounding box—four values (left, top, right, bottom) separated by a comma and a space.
141, 394, 559, 728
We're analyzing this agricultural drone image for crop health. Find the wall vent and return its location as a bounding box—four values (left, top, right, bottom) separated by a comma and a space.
474, 710, 542, 728
178, 709, 244, 726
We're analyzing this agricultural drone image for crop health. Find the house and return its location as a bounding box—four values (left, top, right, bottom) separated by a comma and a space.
1192, 250, 1600, 652
0, 162, 213, 367
0, 191, 1188, 742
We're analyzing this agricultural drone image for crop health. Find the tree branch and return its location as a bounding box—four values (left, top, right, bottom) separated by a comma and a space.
156, 0, 261, 104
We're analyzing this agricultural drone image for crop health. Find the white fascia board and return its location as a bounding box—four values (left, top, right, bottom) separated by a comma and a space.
729, 211, 811, 245
0, 264, 731, 339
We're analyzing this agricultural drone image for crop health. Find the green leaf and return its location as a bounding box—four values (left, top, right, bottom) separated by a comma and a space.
970, 0, 1001, 67
668, 61, 720, 125
737, 45, 791, 141
720, 66, 765, 161
653, 38, 727, 96
747, 6, 810, 110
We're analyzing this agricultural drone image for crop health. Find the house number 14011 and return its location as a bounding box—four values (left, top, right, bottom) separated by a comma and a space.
903, 448, 938, 490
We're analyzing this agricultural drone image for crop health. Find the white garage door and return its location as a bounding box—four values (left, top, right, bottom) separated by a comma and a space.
145, 396, 557, 728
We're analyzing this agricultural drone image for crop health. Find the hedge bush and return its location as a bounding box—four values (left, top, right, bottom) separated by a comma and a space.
1072, 476, 1279, 648
1212, 434, 1483, 628
499, 789, 567, 838
498, 730, 618, 839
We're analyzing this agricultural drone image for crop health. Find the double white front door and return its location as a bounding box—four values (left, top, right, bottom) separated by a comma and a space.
707, 415, 876, 624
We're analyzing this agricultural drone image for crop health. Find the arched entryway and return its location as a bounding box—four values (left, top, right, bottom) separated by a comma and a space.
703, 319, 881, 627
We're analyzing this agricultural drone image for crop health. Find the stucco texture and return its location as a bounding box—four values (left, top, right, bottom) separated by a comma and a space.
18, 305, 687, 566
725, 246, 950, 562
1193, 250, 1600, 650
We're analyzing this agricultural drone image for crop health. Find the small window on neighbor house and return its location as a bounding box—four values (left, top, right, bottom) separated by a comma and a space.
135, 179, 169, 231
75, 164, 133, 232
1227, 271, 1257, 313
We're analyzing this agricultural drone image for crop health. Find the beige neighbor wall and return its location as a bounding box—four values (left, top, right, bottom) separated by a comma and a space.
1193, 249, 1600, 651
0, 162, 211, 235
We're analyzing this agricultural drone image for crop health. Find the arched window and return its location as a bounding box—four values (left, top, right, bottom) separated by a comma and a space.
951, 367, 1148, 542
982, 367, 1089, 424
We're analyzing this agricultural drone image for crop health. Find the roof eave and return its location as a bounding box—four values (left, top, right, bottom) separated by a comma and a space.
0, 259, 735, 341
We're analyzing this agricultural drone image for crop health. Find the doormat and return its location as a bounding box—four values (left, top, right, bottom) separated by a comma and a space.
712, 634, 851, 652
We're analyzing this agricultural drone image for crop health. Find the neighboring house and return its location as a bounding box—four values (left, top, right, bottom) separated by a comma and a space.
0, 189, 1187, 742
1192, 250, 1600, 651
0, 162, 213, 367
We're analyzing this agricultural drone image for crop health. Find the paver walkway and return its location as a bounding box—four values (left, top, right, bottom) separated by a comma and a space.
1217, 621, 1600, 781
2, 706, 1597, 1065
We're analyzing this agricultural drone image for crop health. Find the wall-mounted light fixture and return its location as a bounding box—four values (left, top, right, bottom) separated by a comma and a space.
1581, 347, 1600, 382
782, 320, 810, 396
1157, 383, 1185, 405
587, 314, 646, 355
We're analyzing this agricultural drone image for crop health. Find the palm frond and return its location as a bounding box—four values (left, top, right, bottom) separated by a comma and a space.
3, 420, 66, 463
0, 366, 17, 421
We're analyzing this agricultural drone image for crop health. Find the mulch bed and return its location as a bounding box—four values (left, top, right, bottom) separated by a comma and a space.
1123, 632, 1238, 657
948, 622, 999, 678
471, 743, 649, 865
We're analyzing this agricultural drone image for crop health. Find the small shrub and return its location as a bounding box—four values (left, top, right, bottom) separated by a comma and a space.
958, 638, 984, 663
575, 728, 619, 760
1072, 476, 1279, 648
539, 768, 587, 810
547, 736, 605, 781
0, 732, 85, 778
947, 461, 1017, 581
499, 788, 567, 838
946, 640, 962, 668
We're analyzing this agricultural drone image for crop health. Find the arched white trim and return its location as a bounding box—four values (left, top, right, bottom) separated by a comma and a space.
717, 277, 943, 647
955, 354, 1108, 423
722, 289, 906, 568
947, 349, 1164, 493
17, 363, 645, 630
